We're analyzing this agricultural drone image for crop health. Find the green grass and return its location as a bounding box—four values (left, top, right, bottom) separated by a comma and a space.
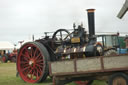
0, 62, 107, 85
0, 63, 53, 85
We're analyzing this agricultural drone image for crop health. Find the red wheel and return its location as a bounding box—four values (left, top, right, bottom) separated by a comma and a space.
1, 55, 8, 63
17, 42, 50, 83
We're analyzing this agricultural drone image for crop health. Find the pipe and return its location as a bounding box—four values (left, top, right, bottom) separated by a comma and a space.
117, 0, 128, 19
87, 9, 95, 38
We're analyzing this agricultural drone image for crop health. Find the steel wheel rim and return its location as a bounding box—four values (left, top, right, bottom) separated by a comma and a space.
17, 43, 45, 83
113, 77, 127, 85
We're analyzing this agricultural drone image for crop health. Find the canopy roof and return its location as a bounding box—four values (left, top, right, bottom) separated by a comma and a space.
0, 41, 14, 50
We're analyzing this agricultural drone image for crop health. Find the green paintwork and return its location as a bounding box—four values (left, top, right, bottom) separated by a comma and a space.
118, 36, 126, 48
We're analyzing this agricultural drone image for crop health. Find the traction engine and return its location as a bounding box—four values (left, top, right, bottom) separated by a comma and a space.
17, 9, 104, 83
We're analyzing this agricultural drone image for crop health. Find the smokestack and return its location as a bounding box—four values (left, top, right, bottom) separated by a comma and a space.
87, 9, 95, 38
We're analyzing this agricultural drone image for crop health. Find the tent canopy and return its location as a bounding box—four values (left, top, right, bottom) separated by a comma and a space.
16, 39, 32, 49
0, 41, 14, 50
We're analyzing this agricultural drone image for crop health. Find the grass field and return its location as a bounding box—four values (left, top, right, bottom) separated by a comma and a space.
0, 62, 107, 85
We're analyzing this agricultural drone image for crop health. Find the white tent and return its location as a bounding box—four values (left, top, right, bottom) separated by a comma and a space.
16, 39, 32, 49
0, 41, 14, 50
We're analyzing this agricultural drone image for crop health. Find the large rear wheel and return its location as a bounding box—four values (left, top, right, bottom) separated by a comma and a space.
17, 42, 50, 83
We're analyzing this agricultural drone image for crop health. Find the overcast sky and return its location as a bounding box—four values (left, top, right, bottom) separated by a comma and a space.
0, 0, 128, 44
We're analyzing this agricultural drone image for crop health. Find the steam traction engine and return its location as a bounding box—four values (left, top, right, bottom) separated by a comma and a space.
16, 9, 115, 84
0, 49, 17, 63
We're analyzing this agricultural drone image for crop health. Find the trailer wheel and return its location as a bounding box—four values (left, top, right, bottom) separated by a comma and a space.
108, 72, 128, 85
104, 49, 117, 57
17, 42, 50, 83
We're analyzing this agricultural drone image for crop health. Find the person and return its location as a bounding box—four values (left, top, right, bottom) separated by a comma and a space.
124, 36, 128, 52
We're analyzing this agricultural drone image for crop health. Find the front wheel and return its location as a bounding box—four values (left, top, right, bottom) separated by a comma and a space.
17, 42, 50, 83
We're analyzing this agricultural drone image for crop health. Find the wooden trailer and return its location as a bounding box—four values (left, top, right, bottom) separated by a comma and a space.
49, 54, 128, 85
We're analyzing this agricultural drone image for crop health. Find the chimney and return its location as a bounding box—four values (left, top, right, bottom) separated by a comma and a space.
87, 9, 95, 38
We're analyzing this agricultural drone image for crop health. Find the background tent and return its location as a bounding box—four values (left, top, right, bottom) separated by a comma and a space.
0, 41, 14, 50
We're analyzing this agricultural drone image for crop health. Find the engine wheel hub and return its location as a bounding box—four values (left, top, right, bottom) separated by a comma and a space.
29, 59, 35, 66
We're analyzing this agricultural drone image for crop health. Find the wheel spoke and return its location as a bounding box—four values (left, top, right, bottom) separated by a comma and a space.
23, 67, 31, 75
35, 66, 42, 74
21, 54, 30, 59
35, 53, 41, 60
30, 71, 34, 80
36, 59, 44, 63
26, 69, 33, 80
24, 70, 29, 76
36, 65, 42, 74
20, 61, 28, 64
36, 64, 43, 68
30, 47, 34, 58
33, 69, 36, 76
37, 62, 44, 65
34, 68, 39, 79
34, 67, 42, 79
22, 66, 31, 72
38, 67, 42, 75
23, 56, 29, 61
22, 63, 29, 67
24, 49, 31, 58
33, 48, 38, 58
33, 69, 36, 79
27, 68, 33, 74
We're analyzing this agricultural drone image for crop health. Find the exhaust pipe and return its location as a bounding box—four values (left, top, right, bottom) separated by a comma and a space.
87, 9, 95, 38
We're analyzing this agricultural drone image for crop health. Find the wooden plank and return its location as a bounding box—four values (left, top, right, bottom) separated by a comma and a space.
51, 60, 74, 74
104, 55, 128, 69
50, 55, 128, 76
77, 57, 101, 72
